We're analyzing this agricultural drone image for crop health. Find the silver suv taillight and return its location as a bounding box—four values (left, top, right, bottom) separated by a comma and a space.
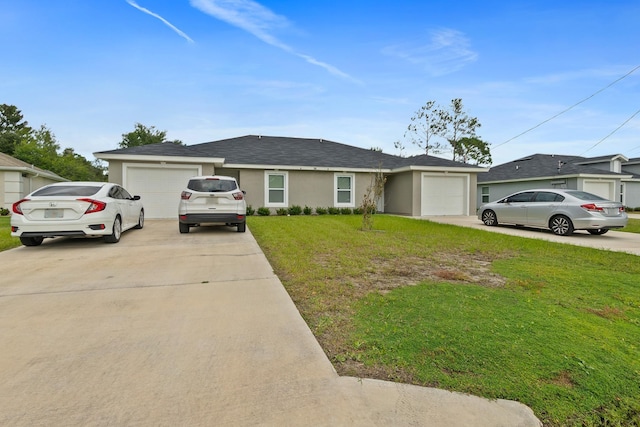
181, 191, 192, 200
232, 192, 244, 201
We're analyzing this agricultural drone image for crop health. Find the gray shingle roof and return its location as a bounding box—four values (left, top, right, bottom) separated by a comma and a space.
0, 152, 66, 180
479, 153, 626, 183
97, 135, 484, 171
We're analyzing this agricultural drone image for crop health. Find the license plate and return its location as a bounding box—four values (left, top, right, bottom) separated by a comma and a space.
44, 209, 63, 219
605, 208, 617, 216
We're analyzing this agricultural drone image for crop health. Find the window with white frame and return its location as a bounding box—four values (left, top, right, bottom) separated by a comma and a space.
265, 171, 287, 206
335, 174, 354, 207
481, 186, 490, 203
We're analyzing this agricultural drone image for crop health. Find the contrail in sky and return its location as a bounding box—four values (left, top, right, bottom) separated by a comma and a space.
190, 0, 358, 82
126, 0, 195, 43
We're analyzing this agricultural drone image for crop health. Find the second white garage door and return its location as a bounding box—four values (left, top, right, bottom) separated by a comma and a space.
583, 180, 615, 201
125, 164, 201, 219
421, 173, 468, 216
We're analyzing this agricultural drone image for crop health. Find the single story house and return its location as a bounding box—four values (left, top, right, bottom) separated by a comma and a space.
95, 135, 488, 219
477, 153, 640, 209
0, 152, 68, 211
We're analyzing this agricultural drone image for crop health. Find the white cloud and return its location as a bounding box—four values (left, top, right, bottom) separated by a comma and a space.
382, 28, 478, 76
190, 0, 358, 82
126, 0, 194, 43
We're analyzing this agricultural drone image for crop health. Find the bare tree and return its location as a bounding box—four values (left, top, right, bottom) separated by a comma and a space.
404, 101, 447, 155
360, 168, 386, 231
438, 98, 482, 162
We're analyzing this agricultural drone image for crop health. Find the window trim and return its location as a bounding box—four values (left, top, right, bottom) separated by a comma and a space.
265, 171, 288, 207
334, 173, 355, 207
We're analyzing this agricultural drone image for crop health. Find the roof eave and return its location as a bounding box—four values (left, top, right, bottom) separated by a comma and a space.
94, 153, 226, 166
479, 173, 633, 184
392, 165, 489, 173
223, 163, 393, 173
1, 166, 68, 181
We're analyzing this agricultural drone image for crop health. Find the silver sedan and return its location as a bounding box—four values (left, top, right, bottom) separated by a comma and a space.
478, 189, 628, 236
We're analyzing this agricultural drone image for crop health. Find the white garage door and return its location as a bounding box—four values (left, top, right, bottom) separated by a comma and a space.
125, 165, 201, 219
421, 174, 468, 216
583, 180, 615, 201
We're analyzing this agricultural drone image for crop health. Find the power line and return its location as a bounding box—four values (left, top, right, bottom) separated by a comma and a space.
494, 64, 640, 149
580, 108, 640, 155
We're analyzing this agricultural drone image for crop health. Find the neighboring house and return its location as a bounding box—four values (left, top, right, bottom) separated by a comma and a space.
477, 153, 640, 209
0, 152, 68, 210
95, 135, 488, 219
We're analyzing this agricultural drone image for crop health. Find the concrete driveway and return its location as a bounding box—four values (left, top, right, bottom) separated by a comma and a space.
424, 215, 640, 256
0, 220, 541, 426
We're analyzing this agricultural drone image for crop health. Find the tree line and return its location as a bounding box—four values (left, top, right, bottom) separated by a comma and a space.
0, 104, 181, 181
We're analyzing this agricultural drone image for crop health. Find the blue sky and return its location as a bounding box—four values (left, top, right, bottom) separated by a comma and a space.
1, 0, 638, 165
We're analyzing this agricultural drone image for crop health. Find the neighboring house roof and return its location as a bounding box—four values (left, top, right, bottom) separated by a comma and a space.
0, 152, 67, 181
96, 135, 487, 172
478, 153, 631, 183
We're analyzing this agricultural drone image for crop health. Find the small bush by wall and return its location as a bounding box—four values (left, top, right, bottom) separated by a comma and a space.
288, 205, 302, 215
257, 207, 271, 216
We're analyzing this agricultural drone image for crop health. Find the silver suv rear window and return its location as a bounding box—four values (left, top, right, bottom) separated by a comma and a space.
32, 185, 102, 197
188, 179, 237, 193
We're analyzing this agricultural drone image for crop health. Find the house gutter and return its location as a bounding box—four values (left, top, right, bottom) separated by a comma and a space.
94, 153, 226, 167
222, 163, 393, 173
479, 173, 633, 185
392, 165, 489, 173
1, 166, 67, 181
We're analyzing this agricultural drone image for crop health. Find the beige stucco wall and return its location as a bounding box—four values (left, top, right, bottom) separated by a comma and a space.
468, 173, 479, 215
383, 172, 414, 215
231, 169, 378, 213
107, 161, 124, 185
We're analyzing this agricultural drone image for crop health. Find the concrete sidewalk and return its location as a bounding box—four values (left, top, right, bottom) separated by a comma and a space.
0, 220, 541, 426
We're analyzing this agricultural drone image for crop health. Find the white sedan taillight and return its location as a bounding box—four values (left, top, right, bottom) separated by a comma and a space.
78, 198, 107, 214
12, 198, 29, 215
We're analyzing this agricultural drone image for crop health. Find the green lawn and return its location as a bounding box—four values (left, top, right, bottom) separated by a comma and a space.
248, 215, 640, 427
0, 216, 20, 251
621, 217, 640, 233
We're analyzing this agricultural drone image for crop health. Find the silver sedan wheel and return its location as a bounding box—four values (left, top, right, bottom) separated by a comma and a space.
549, 215, 574, 236
481, 210, 498, 226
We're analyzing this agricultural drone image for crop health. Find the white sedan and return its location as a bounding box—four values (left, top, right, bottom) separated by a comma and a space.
11, 182, 144, 246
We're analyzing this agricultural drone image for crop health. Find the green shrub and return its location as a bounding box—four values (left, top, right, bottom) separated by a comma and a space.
316, 207, 327, 215
0, 208, 9, 216
340, 208, 352, 215
257, 207, 271, 216
327, 207, 340, 215
303, 206, 313, 215
352, 207, 363, 215
246, 205, 255, 216
288, 205, 303, 215
276, 208, 289, 216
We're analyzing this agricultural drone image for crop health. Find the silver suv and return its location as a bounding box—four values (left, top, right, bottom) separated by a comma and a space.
178, 175, 247, 233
